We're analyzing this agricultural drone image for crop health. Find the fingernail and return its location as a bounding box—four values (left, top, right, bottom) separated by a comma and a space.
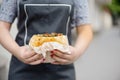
43, 58, 46, 61
42, 59, 46, 62
51, 51, 54, 53
51, 54, 54, 58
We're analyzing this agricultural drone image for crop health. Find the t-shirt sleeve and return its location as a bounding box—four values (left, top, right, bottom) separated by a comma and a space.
0, 0, 17, 23
71, 0, 90, 27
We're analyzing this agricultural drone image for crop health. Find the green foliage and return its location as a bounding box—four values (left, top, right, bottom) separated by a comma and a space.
108, 0, 120, 13
112, 0, 120, 5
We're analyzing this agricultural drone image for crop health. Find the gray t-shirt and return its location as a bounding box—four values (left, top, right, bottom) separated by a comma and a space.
0, 0, 90, 27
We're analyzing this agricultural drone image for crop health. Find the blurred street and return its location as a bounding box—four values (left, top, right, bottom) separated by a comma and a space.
75, 26, 120, 80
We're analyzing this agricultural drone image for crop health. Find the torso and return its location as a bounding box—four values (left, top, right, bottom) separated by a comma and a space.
9, 0, 75, 80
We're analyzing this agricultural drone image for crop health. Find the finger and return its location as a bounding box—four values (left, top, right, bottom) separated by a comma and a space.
26, 54, 43, 63
25, 46, 38, 58
29, 58, 44, 65
24, 50, 36, 59
51, 50, 70, 60
51, 61, 60, 65
69, 46, 75, 54
52, 55, 68, 64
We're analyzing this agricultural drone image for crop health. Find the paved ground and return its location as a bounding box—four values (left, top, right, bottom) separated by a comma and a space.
75, 27, 120, 80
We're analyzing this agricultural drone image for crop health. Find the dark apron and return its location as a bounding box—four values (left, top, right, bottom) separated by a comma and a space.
9, 0, 75, 80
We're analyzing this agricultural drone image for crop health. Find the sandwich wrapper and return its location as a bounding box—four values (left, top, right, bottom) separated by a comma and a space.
29, 34, 71, 63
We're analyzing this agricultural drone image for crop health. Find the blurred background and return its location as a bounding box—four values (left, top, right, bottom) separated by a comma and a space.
0, 0, 120, 80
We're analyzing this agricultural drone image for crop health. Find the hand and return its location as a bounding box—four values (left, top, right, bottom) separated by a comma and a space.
50, 46, 80, 65
15, 46, 44, 65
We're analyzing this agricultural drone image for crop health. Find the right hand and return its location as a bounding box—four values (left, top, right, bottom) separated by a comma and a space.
15, 46, 44, 65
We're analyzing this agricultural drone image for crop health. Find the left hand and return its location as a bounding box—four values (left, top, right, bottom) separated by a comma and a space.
50, 46, 80, 65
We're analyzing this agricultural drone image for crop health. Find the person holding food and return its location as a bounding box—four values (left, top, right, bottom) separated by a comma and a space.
0, 0, 93, 80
